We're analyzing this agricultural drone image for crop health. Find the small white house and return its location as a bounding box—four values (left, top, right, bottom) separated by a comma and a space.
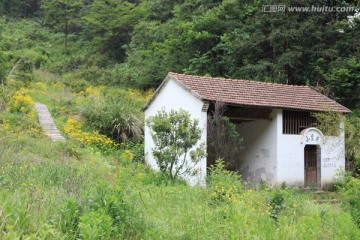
144, 72, 351, 188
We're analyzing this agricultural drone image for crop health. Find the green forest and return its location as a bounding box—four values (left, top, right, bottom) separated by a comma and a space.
0, 0, 360, 239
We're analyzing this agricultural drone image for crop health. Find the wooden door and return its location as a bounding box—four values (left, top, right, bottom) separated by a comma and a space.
304, 145, 318, 187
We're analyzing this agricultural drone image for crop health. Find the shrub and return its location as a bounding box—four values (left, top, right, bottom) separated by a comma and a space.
313, 111, 360, 176
146, 108, 206, 180
345, 114, 360, 176
125, 136, 145, 162
121, 150, 135, 162
268, 191, 286, 221
62, 74, 90, 93
207, 159, 244, 203
342, 177, 360, 226
207, 101, 243, 167
79, 87, 144, 142
64, 118, 119, 152
6, 88, 35, 114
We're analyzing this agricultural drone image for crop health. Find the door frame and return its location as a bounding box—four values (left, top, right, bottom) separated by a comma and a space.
304, 144, 321, 189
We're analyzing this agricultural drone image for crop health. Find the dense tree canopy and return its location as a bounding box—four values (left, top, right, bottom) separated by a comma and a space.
0, 0, 359, 109
0, 0, 41, 17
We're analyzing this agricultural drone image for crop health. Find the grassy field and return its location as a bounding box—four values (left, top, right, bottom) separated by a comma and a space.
0, 74, 359, 239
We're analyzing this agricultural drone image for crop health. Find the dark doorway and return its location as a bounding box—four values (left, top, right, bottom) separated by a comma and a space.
304, 145, 320, 188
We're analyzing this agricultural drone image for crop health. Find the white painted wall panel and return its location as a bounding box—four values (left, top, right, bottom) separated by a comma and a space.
320, 135, 346, 185
277, 134, 304, 185
236, 109, 278, 185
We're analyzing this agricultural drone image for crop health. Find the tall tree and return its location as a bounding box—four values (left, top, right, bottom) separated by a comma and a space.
118, 0, 223, 88
41, 0, 83, 53
82, 0, 147, 61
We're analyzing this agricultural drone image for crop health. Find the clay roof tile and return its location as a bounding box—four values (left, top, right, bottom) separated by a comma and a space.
168, 72, 351, 113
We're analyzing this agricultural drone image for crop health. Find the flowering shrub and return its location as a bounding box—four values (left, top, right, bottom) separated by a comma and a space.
121, 150, 135, 161
0, 117, 44, 138
207, 159, 244, 203
84, 85, 106, 96
127, 88, 154, 102
64, 118, 119, 151
6, 88, 35, 115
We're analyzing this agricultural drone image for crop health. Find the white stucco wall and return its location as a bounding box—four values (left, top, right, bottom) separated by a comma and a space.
236, 109, 279, 185
236, 109, 345, 188
276, 110, 345, 187
321, 135, 346, 184
144, 78, 207, 186
276, 134, 305, 185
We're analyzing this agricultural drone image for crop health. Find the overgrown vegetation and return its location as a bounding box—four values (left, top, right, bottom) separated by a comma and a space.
207, 101, 243, 168
0, 69, 359, 240
313, 111, 360, 175
0, 1, 359, 239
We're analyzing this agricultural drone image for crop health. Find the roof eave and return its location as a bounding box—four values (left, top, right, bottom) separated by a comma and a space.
205, 101, 351, 113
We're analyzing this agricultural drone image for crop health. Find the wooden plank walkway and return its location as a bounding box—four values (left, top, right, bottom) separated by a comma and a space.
34, 102, 66, 141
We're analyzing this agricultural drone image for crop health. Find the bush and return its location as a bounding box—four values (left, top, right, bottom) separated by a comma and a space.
342, 177, 360, 226
64, 118, 119, 152
268, 191, 286, 221
126, 136, 145, 162
207, 159, 244, 203
345, 114, 360, 176
6, 88, 35, 114
61, 74, 90, 93
79, 87, 144, 142
146, 108, 206, 180
207, 102, 243, 167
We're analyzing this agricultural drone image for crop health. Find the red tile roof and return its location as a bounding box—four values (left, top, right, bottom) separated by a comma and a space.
167, 72, 351, 113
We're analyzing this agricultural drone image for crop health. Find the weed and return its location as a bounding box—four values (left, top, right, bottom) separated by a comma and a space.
79, 209, 113, 240
207, 159, 244, 203
58, 198, 82, 236
268, 191, 286, 221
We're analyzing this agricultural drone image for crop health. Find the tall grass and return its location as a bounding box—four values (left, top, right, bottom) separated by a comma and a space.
1, 113, 359, 239
114, 163, 360, 240
79, 87, 147, 142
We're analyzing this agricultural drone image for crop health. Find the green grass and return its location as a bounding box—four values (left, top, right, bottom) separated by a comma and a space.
1, 112, 360, 239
